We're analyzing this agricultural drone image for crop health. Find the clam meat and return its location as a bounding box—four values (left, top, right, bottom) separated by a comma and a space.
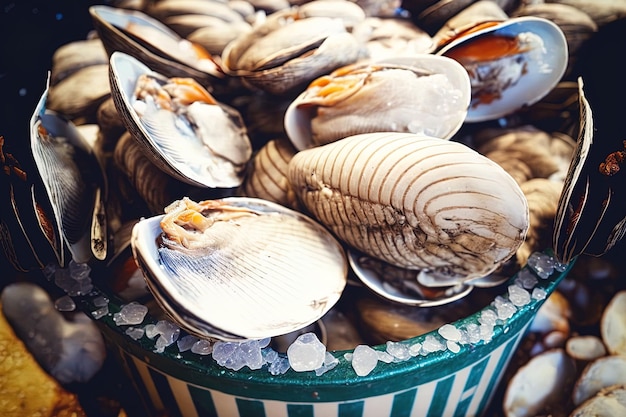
109, 52, 252, 189
131, 196, 348, 341
284, 55, 471, 151
288, 132, 530, 286
438, 16, 568, 122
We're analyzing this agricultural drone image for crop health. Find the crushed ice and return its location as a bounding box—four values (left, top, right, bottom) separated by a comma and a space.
93, 251, 565, 377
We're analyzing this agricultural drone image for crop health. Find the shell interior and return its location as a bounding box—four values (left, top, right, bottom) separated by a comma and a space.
348, 250, 473, 307
437, 16, 568, 122
131, 197, 348, 341
109, 51, 250, 188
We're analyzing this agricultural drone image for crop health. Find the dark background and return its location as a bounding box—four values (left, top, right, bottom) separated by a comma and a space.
0, 0, 105, 160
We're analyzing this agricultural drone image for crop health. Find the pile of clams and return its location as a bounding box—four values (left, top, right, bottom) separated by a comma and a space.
3, 1, 626, 412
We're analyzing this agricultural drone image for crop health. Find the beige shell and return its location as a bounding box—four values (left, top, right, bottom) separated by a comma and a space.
220, 8, 366, 95
287, 132, 529, 284
239, 137, 300, 210
284, 55, 471, 150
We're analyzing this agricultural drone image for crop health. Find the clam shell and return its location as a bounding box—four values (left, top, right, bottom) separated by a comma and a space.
437, 16, 568, 122
30, 82, 108, 265
89, 5, 223, 87
288, 132, 529, 284
131, 197, 348, 341
108, 51, 252, 189
284, 55, 471, 151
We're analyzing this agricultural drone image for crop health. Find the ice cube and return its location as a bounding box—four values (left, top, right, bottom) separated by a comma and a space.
351, 345, 378, 376
286, 333, 326, 372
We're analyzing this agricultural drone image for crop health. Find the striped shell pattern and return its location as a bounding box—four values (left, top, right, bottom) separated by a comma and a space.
288, 132, 530, 284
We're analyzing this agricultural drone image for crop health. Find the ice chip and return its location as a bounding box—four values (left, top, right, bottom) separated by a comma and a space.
493, 295, 517, 320
125, 327, 144, 340
515, 268, 538, 289
447, 340, 460, 353
191, 339, 212, 355
508, 284, 531, 307
91, 305, 108, 320
315, 352, 339, 376
531, 287, 547, 300
113, 302, 148, 326
479, 309, 498, 326
386, 341, 410, 361
422, 335, 445, 353
438, 324, 462, 341
268, 355, 291, 375
351, 345, 378, 376
527, 252, 554, 279
177, 335, 198, 352
55, 295, 76, 312
377, 350, 394, 363
144, 324, 157, 339
408, 342, 422, 357
286, 332, 326, 372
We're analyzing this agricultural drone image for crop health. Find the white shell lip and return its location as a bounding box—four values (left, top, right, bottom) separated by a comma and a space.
131, 197, 348, 341
437, 16, 568, 123
284, 54, 471, 151
347, 250, 473, 307
109, 51, 244, 188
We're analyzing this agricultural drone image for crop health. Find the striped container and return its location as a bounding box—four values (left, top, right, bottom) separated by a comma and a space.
85, 253, 573, 417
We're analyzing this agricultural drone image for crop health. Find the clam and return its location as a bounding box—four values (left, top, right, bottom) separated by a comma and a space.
89, 5, 224, 89
284, 55, 471, 151
30, 80, 108, 266
220, 7, 366, 95
288, 132, 530, 286
131, 196, 348, 341
437, 16, 568, 122
108, 51, 252, 189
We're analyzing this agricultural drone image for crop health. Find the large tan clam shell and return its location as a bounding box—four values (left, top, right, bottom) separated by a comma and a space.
288, 132, 529, 284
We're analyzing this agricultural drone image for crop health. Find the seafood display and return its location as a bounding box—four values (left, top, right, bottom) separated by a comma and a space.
4, 1, 626, 415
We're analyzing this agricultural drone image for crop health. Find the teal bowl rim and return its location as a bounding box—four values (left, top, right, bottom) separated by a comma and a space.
76, 250, 574, 402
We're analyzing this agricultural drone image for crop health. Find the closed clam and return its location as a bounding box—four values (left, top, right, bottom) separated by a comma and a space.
284, 55, 471, 150
108, 51, 252, 189
288, 132, 529, 286
131, 196, 348, 341
220, 7, 366, 95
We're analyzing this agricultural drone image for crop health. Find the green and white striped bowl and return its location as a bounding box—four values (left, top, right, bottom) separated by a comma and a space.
86, 253, 573, 417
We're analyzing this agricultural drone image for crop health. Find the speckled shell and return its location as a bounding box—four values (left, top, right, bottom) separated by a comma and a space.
288, 132, 529, 284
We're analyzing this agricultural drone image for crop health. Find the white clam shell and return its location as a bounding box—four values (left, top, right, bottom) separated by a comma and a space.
437, 16, 568, 122
109, 51, 252, 188
284, 55, 471, 151
288, 132, 529, 284
131, 197, 348, 341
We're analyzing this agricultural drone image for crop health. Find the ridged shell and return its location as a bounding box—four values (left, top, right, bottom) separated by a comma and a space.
131, 197, 348, 341
288, 132, 529, 284
239, 137, 300, 210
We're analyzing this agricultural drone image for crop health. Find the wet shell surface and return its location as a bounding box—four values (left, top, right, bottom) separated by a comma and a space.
108, 51, 252, 189
437, 16, 568, 122
287, 132, 530, 285
284, 55, 471, 151
131, 196, 348, 341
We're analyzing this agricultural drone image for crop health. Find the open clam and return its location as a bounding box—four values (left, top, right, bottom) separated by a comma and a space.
437, 16, 568, 122
28, 81, 108, 267
131, 196, 348, 341
89, 5, 224, 89
288, 132, 529, 287
284, 55, 471, 150
109, 51, 252, 189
